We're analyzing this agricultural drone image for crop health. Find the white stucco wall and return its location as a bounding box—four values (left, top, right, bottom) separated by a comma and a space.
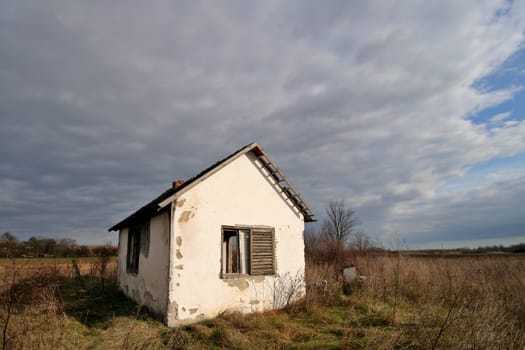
118, 211, 170, 317
166, 152, 306, 326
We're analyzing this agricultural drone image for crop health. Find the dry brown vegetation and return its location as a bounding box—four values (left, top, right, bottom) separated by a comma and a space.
0, 253, 523, 349
0, 258, 118, 349
351, 253, 525, 349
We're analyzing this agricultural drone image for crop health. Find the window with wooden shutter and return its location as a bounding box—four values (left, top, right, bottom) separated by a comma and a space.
221, 226, 275, 277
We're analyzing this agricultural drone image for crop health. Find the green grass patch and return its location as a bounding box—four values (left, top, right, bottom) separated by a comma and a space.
61, 275, 141, 329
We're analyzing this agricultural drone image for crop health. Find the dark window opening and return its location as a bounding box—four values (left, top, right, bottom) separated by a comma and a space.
222, 226, 273, 277
223, 230, 240, 273
127, 223, 146, 274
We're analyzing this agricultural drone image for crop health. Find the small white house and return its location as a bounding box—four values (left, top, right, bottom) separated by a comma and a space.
109, 142, 314, 326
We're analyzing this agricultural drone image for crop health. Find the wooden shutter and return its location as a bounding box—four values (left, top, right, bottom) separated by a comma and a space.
250, 229, 275, 275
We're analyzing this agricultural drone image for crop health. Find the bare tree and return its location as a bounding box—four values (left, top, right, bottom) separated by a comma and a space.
0, 233, 19, 259
349, 231, 373, 251
321, 200, 360, 247
0, 233, 18, 244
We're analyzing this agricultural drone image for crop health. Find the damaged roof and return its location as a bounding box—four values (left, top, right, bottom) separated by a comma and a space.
108, 142, 315, 231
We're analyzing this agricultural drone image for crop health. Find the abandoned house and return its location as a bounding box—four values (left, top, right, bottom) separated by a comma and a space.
109, 142, 315, 326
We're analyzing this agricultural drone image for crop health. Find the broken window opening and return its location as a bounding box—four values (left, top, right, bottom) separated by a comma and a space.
222, 226, 274, 277
223, 230, 238, 273
127, 221, 149, 274
222, 229, 250, 274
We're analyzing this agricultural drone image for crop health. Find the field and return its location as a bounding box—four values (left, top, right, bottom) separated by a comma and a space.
0, 254, 524, 349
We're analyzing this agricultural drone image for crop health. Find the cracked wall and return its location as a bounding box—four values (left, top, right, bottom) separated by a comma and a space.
118, 211, 170, 318
166, 152, 306, 326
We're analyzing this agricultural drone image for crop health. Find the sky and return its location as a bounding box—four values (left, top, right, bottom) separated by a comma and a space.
1, 0, 524, 249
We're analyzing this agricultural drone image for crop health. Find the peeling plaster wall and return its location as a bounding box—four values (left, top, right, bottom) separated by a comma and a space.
166, 152, 305, 326
118, 211, 170, 317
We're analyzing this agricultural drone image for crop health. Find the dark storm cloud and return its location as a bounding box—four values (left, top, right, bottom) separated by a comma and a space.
1, 0, 524, 245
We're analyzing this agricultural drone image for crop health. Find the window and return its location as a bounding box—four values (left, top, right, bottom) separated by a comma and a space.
221, 226, 275, 277
127, 222, 148, 274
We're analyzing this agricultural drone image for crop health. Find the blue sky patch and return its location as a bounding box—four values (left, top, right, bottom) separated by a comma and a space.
469, 46, 525, 127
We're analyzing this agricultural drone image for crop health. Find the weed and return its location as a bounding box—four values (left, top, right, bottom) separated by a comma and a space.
0, 254, 524, 349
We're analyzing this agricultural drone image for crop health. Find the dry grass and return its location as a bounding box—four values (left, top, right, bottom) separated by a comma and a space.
0, 258, 116, 282
353, 254, 525, 349
0, 254, 523, 349
0, 257, 119, 349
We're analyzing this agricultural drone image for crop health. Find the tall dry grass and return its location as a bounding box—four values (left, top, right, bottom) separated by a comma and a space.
352, 254, 525, 349
0, 257, 117, 349
0, 253, 523, 349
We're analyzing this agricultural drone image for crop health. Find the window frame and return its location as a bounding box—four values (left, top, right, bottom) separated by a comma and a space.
221, 225, 275, 278
126, 222, 148, 274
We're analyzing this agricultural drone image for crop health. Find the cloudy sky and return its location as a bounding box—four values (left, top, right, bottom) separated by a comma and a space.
1, 1, 525, 248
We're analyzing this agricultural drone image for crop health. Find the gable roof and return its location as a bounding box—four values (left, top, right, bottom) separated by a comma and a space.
108, 142, 315, 231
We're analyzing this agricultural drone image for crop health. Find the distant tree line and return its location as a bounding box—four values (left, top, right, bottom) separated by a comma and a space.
455, 243, 525, 254
0, 232, 117, 258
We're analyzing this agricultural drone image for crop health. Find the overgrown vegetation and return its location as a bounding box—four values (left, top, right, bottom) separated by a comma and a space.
0, 251, 523, 349
1, 200, 524, 348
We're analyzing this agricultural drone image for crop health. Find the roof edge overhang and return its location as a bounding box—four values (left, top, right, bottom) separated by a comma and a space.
108, 141, 315, 232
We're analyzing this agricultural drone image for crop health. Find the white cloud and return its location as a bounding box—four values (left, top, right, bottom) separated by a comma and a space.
491, 112, 511, 124
0, 0, 524, 245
